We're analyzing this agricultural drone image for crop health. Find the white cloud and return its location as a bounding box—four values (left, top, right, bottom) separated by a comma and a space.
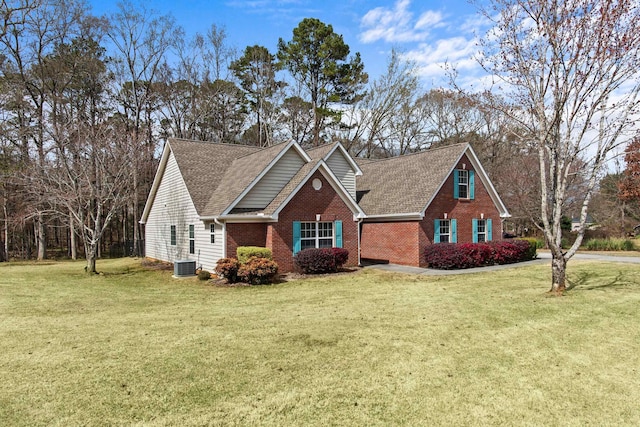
359, 0, 444, 43
401, 36, 490, 89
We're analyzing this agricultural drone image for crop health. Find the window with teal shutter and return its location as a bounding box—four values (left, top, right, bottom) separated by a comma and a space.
469, 170, 475, 200
434, 219, 441, 243
453, 172, 459, 199
293, 221, 301, 254
451, 219, 457, 243
334, 220, 342, 248
472, 219, 478, 243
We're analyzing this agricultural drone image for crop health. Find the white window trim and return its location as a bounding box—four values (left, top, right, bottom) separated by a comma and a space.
477, 219, 487, 243
458, 169, 469, 199
300, 221, 334, 250
189, 224, 195, 254
439, 219, 451, 243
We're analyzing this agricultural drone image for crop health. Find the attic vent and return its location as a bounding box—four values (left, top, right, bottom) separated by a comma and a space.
174, 260, 196, 277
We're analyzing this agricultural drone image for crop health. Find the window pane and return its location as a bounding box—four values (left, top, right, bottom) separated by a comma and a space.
189, 225, 194, 239
301, 240, 315, 250
189, 240, 195, 254
170, 225, 176, 246
318, 239, 333, 248
440, 234, 449, 243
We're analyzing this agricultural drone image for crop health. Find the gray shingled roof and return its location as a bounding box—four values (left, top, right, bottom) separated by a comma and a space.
168, 138, 259, 213
306, 142, 336, 160
356, 144, 468, 216
201, 142, 292, 216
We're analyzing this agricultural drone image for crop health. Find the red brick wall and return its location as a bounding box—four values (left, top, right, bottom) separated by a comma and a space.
360, 154, 503, 268
361, 221, 420, 266
418, 154, 502, 266
270, 170, 359, 272
225, 223, 267, 259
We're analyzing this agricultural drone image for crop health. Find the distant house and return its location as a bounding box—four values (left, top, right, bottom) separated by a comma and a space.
140, 139, 510, 272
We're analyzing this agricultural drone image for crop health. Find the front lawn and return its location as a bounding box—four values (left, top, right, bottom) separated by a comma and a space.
1, 258, 639, 426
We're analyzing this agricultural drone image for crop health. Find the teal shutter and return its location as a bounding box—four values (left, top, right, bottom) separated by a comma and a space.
453, 170, 459, 199
451, 219, 457, 243
472, 219, 478, 243
469, 170, 475, 200
487, 219, 492, 241
334, 220, 342, 248
434, 219, 440, 243
293, 221, 301, 255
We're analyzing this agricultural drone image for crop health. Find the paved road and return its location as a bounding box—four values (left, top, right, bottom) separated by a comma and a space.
364, 252, 640, 276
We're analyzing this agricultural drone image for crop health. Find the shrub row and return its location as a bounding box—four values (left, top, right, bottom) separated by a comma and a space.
584, 238, 636, 251
424, 239, 536, 270
214, 246, 278, 285
293, 247, 349, 274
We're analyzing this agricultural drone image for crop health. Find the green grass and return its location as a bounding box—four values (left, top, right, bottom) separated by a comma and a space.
1, 258, 640, 426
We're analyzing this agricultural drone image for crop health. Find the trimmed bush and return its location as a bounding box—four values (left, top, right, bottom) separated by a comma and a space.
215, 258, 241, 283
294, 248, 337, 274
237, 246, 272, 264
330, 247, 349, 268
237, 256, 279, 285
424, 240, 535, 270
197, 270, 211, 281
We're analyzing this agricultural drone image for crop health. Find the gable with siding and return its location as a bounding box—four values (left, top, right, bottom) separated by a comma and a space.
234, 147, 306, 210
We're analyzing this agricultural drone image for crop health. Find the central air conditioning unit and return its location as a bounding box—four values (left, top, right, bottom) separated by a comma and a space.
174, 260, 196, 277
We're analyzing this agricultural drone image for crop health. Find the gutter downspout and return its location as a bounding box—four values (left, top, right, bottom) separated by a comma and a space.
357, 218, 363, 267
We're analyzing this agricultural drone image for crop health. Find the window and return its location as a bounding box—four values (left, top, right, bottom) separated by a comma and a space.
300, 221, 334, 251
434, 219, 457, 243
210, 223, 215, 244
439, 219, 451, 243
473, 218, 492, 243
293, 220, 343, 254
457, 170, 468, 199
170, 225, 176, 246
189, 224, 195, 254
454, 169, 475, 200
476, 219, 486, 242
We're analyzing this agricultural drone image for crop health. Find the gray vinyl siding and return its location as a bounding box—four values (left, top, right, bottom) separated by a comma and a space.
144, 150, 224, 272
326, 150, 356, 198
235, 148, 305, 209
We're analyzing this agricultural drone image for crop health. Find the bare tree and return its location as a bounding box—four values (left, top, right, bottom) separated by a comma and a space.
108, 0, 176, 256
478, 0, 640, 293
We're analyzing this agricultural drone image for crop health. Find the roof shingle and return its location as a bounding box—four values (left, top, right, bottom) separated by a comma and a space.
356, 144, 468, 216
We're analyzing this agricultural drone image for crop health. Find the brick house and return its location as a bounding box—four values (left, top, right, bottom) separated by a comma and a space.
140, 139, 509, 272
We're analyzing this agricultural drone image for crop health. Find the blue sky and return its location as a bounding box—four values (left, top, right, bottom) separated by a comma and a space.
89, 0, 490, 88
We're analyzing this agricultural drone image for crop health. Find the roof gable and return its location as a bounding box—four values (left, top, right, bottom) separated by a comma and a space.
168, 138, 259, 214
356, 144, 509, 218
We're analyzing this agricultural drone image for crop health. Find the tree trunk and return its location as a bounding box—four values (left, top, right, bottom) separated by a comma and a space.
86, 251, 96, 274
69, 212, 77, 260
550, 254, 567, 295
3, 193, 8, 261
36, 212, 46, 260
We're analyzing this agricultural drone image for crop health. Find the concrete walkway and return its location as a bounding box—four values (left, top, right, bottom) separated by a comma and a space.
363, 251, 640, 276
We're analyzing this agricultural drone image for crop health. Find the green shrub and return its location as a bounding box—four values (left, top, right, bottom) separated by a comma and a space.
584, 238, 636, 251
197, 270, 211, 281
237, 257, 279, 285
215, 258, 241, 283
237, 246, 272, 264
